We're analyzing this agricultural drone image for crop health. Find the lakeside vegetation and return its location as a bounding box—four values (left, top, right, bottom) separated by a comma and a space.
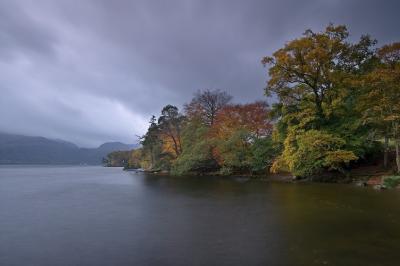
110, 24, 400, 182
103, 151, 132, 167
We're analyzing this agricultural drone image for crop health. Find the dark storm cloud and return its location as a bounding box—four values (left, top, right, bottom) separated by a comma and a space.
0, 0, 398, 146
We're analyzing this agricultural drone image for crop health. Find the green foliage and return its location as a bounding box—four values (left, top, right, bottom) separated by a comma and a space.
382, 176, 400, 188
171, 120, 218, 175
104, 151, 131, 167
250, 137, 277, 173
214, 131, 277, 175
215, 130, 252, 174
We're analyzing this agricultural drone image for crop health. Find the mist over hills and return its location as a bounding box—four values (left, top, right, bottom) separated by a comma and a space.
0, 132, 138, 165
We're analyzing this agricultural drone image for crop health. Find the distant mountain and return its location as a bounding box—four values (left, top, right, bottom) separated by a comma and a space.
97, 142, 137, 152
0, 132, 138, 165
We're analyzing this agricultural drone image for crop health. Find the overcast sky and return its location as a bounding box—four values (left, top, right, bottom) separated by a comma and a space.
0, 0, 398, 147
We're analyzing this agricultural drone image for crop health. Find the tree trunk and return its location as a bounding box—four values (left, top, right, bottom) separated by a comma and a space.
314, 95, 325, 128
170, 134, 180, 157
384, 135, 389, 169
315, 99, 324, 119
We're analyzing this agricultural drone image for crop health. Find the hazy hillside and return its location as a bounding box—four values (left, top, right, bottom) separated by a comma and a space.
0, 133, 138, 165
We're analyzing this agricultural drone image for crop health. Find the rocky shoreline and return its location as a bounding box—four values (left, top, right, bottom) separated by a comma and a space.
123, 167, 400, 190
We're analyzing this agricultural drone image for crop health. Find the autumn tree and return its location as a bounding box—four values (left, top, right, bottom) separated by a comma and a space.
158, 105, 185, 158
132, 24, 399, 178
140, 115, 162, 169
271, 129, 357, 177
262, 24, 375, 177
360, 42, 400, 172
262, 24, 376, 128
126, 149, 143, 169
171, 90, 232, 175
185, 89, 232, 126
211, 101, 274, 174
212, 101, 273, 139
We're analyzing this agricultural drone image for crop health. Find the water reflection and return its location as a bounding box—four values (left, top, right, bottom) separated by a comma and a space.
135, 173, 288, 265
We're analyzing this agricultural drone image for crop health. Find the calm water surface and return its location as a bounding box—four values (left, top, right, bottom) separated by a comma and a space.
0, 165, 400, 266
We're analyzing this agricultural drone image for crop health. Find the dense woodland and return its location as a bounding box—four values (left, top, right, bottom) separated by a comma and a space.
118, 24, 399, 180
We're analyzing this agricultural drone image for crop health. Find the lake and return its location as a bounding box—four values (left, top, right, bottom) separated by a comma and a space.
0, 165, 399, 265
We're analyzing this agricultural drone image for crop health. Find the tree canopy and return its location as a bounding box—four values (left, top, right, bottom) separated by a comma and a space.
123, 24, 399, 179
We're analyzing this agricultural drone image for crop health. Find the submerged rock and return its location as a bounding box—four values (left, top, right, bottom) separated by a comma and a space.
373, 184, 387, 190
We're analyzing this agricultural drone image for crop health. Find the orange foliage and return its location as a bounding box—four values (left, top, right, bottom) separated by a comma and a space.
210, 101, 273, 166
211, 101, 273, 140
161, 135, 180, 157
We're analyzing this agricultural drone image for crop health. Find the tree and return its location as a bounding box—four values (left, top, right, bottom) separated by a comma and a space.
212, 101, 273, 139
214, 129, 253, 175
250, 137, 277, 173
158, 105, 185, 157
171, 119, 218, 175
185, 89, 232, 126
126, 149, 143, 169
211, 102, 274, 174
262, 24, 377, 177
360, 42, 400, 172
140, 115, 162, 169
262, 24, 375, 127
271, 130, 357, 177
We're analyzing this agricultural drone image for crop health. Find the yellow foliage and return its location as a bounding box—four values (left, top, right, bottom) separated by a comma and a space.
273, 129, 357, 177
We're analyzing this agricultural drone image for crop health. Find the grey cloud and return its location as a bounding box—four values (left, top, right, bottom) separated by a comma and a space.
0, 1, 58, 60
0, 0, 399, 146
